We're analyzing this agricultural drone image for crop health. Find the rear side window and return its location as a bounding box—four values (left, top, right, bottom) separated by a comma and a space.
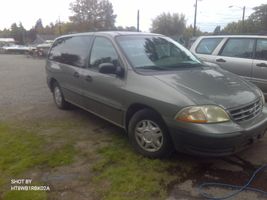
219, 38, 254, 59
255, 39, 267, 61
196, 38, 222, 54
89, 37, 119, 70
48, 36, 92, 68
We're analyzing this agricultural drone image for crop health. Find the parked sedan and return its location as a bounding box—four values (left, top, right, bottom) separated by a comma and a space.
190, 35, 267, 98
46, 32, 267, 158
2, 45, 31, 54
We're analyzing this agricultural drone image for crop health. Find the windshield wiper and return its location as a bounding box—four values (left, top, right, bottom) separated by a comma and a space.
137, 63, 203, 71
137, 66, 169, 71
168, 63, 203, 68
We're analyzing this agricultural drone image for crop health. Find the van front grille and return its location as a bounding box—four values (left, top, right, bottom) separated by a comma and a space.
229, 99, 263, 122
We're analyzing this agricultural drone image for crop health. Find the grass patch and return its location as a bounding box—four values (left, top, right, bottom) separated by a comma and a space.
0, 118, 194, 200
92, 135, 193, 200
47, 144, 76, 167
0, 123, 45, 176
0, 123, 76, 175
0, 122, 77, 199
3, 190, 47, 200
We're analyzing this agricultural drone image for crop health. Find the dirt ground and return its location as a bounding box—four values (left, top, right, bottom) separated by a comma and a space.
0, 54, 267, 200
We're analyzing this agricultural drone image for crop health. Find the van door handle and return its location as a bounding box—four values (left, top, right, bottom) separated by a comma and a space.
85, 75, 93, 82
216, 58, 226, 63
73, 72, 80, 78
256, 63, 267, 68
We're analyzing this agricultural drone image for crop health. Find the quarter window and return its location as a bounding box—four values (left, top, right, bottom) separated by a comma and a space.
48, 36, 92, 68
48, 38, 66, 62
255, 39, 267, 61
220, 38, 254, 59
196, 38, 222, 54
89, 37, 119, 70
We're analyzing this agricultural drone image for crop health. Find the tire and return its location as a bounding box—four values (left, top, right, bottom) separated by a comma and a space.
128, 109, 174, 158
52, 82, 70, 109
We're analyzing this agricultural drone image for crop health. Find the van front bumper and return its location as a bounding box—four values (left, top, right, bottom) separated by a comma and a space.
165, 107, 267, 156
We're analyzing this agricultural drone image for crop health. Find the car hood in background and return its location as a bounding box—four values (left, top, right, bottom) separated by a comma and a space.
153, 67, 259, 109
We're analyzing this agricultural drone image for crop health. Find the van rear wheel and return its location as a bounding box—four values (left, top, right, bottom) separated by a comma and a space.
52, 82, 70, 109
128, 109, 174, 158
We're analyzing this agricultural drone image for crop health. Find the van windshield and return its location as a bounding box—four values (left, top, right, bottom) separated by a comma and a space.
117, 35, 202, 71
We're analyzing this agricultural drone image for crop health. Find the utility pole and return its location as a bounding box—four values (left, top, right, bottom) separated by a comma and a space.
58, 16, 62, 35
242, 6, 246, 33
229, 5, 246, 33
193, 0, 198, 36
137, 10, 140, 32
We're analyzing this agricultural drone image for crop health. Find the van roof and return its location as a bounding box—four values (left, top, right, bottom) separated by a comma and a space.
56, 31, 161, 39
196, 35, 267, 39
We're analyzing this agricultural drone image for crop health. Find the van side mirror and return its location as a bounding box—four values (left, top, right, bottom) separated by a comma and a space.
99, 63, 124, 77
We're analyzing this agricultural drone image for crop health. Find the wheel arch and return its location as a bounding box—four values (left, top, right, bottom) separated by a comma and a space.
48, 78, 57, 92
124, 103, 165, 131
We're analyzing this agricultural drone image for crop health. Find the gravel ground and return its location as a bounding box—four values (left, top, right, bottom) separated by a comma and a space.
0, 54, 57, 120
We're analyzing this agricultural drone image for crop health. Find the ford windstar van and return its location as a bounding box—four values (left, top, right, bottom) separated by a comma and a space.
46, 32, 267, 158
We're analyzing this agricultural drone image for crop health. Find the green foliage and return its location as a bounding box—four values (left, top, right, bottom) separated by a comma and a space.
213, 26, 221, 35
151, 13, 186, 37
222, 4, 267, 34
92, 135, 193, 200
182, 25, 202, 47
249, 4, 267, 32
0, 28, 11, 38
8, 22, 26, 44
116, 26, 137, 32
183, 25, 202, 39
222, 19, 261, 34
0, 123, 76, 185
0, 22, 36, 44
0, 0, 118, 40
69, 0, 117, 31
3, 190, 47, 200
0, 124, 51, 199
0, 124, 45, 175
35, 19, 44, 33
47, 144, 76, 167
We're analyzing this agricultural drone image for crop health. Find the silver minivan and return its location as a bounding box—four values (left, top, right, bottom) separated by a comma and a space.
190, 35, 267, 97
46, 32, 267, 158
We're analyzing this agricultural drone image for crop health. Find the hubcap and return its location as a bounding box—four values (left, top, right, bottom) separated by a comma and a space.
135, 120, 163, 152
54, 87, 62, 106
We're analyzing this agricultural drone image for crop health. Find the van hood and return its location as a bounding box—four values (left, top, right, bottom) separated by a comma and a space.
153, 67, 260, 109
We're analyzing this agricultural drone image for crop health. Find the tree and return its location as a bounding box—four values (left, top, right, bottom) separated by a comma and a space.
116, 26, 137, 31
249, 4, 267, 32
98, 0, 116, 30
151, 13, 186, 36
26, 28, 37, 42
213, 26, 221, 35
10, 23, 18, 37
69, 0, 117, 31
18, 22, 26, 44
0, 28, 11, 38
222, 4, 267, 34
222, 19, 260, 34
10, 23, 25, 44
183, 25, 202, 47
35, 18, 44, 33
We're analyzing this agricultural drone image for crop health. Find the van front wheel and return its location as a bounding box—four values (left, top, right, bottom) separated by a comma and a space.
128, 109, 174, 158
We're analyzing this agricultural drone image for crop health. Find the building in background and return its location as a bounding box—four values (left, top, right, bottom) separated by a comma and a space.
0, 38, 15, 47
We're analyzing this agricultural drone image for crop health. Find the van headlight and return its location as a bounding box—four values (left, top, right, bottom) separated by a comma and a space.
259, 90, 265, 104
175, 105, 230, 123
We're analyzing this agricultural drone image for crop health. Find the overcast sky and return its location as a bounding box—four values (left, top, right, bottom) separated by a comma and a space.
0, 0, 265, 32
